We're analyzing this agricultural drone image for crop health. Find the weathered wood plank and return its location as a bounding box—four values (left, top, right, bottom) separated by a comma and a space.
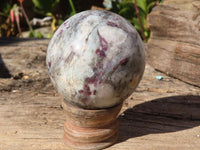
0, 38, 200, 150
147, 0, 200, 87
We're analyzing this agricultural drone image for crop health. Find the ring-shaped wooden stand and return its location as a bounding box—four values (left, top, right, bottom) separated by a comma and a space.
62, 100, 122, 150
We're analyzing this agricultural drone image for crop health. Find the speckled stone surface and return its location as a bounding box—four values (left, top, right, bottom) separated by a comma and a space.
46, 10, 145, 109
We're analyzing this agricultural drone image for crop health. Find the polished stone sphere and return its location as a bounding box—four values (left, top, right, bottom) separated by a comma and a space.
46, 10, 145, 109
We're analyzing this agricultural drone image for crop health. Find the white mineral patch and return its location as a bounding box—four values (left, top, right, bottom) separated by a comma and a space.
95, 83, 119, 108
98, 26, 127, 44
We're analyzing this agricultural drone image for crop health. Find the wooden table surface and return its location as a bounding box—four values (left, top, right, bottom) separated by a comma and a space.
0, 38, 200, 150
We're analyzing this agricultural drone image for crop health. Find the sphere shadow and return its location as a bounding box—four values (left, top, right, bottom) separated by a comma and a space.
117, 95, 200, 143
0, 54, 11, 78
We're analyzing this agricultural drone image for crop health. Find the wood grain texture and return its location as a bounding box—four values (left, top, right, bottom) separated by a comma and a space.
147, 0, 200, 87
0, 38, 200, 150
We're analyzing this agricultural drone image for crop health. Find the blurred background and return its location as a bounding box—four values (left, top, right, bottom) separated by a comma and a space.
0, 0, 163, 41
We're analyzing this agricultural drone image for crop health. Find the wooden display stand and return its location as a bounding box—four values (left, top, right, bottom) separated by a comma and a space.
62, 100, 122, 150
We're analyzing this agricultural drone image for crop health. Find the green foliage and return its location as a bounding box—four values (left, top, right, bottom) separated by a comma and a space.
0, 2, 15, 37
36, 31, 44, 38
29, 31, 35, 37
104, 0, 162, 41
0, 2, 12, 16
0, 0, 77, 37
31, 0, 77, 37
58, 19, 64, 26
29, 31, 44, 38
69, 0, 76, 17
32, 0, 60, 16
